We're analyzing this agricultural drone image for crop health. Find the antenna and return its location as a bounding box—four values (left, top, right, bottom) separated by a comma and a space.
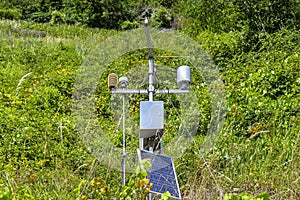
109, 17, 191, 197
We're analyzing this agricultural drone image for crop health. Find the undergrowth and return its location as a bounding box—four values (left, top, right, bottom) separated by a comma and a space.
0, 19, 299, 199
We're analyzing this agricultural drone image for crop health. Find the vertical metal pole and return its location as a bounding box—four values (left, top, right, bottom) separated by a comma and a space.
139, 137, 144, 150
148, 58, 154, 102
145, 17, 155, 102
145, 16, 154, 200
121, 93, 126, 185
140, 16, 155, 151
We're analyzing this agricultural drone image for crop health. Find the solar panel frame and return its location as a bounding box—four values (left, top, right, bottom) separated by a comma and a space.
140, 150, 181, 199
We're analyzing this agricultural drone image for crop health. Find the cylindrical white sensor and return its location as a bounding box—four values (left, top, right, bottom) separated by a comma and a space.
177, 66, 191, 90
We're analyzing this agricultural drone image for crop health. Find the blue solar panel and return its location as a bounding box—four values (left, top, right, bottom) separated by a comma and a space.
140, 150, 181, 199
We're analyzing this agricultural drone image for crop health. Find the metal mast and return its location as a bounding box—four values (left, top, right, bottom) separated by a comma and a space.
109, 17, 191, 190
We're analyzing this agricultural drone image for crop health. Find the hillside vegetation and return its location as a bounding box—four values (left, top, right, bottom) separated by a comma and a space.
0, 1, 300, 199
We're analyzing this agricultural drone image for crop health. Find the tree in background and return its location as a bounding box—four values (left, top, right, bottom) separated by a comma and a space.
1, 0, 299, 48
236, 0, 300, 51
0, 0, 178, 29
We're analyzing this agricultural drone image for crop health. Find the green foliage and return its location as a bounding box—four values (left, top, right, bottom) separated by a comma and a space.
0, 1, 20, 20
235, 0, 300, 52
0, 8, 21, 20
0, 9, 300, 199
0, 187, 11, 200
178, 0, 245, 34
224, 192, 270, 200
121, 21, 140, 30
0, 0, 300, 33
237, 0, 300, 33
0, 19, 116, 199
197, 28, 300, 199
160, 191, 171, 200
177, 0, 300, 53
76, 166, 152, 199
0, 0, 178, 29
117, 169, 151, 199
150, 7, 173, 28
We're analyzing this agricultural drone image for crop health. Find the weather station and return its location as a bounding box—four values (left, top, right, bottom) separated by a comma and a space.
108, 17, 191, 200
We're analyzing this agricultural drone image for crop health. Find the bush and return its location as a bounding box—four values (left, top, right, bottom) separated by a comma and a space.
0, 8, 21, 20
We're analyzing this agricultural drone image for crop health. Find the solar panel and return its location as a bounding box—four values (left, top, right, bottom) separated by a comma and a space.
140, 150, 181, 199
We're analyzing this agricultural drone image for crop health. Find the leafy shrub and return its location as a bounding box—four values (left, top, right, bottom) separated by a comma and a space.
150, 7, 173, 28
0, 8, 21, 20
224, 192, 270, 200
0, 187, 11, 200
50, 10, 66, 24
121, 21, 140, 30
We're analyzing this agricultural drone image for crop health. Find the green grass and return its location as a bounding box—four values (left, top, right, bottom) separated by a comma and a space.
0, 19, 299, 199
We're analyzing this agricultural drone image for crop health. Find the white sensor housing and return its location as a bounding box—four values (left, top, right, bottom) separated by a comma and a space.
119, 76, 128, 88
177, 66, 191, 90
